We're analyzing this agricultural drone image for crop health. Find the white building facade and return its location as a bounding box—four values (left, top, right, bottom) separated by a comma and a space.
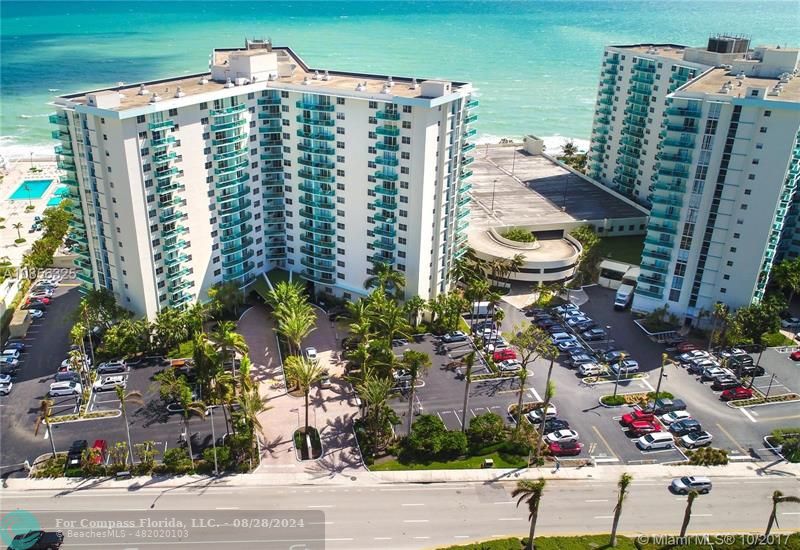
51, 40, 476, 318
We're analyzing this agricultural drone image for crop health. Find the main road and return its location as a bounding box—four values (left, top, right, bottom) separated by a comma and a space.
1, 475, 797, 549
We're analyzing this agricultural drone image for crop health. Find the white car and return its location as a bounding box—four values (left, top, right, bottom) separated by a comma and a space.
93, 375, 127, 392
550, 332, 573, 343
545, 429, 580, 444
304, 347, 318, 362
679, 350, 710, 362
610, 360, 639, 374
0, 381, 12, 395
0, 349, 20, 361
0, 374, 11, 385
682, 431, 713, 449
497, 359, 522, 372
30, 288, 54, 297
579, 363, 604, 376
0, 357, 19, 368
526, 404, 557, 424
29, 308, 44, 319
566, 316, 590, 327
61, 357, 90, 370
49, 381, 82, 397
659, 411, 692, 425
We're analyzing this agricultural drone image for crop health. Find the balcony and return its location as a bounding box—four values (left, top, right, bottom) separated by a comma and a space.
259, 124, 282, 135
657, 167, 689, 179
51, 129, 69, 141
215, 174, 249, 191
299, 182, 335, 196
370, 254, 395, 265
263, 199, 284, 212
163, 239, 188, 252
261, 163, 283, 174
57, 159, 75, 171
644, 236, 674, 249
376, 142, 399, 152
662, 137, 695, 148
467, 99, 479, 109
641, 261, 669, 274
298, 157, 335, 169
218, 186, 252, 203
653, 180, 686, 193
151, 136, 176, 148
296, 115, 335, 127
630, 74, 654, 86
648, 222, 677, 235
374, 185, 398, 196
159, 210, 186, 224
299, 221, 335, 235
375, 170, 398, 182
296, 101, 335, 112
298, 143, 335, 155
300, 245, 335, 260
659, 152, 692, 163
220, 224, 253, 242
300, 233, 336, 248
260, 138, 282, 148
166, 267, 191, 280
373, 212, 396, 224
375, 156, 399, 167
168, 280, 192, 293
376, 126, 400, 137
210, 104, 247, 116
163, 225, 189, 237
464, 128, 477, 139
77, 271, 94, 285
55, 144, 73, 156
373, 198, 397, 210
461, 170, 473, 180
297, 129, 334, 141
636, 287, 664, 300
149, 120, 174, 131
301, 257, 336, 273
214, 148, 248, 162
299, 169, 335, 183
222, 250, 255, 269
158, 196, 186, 209
462, 156, 475, 167
376, 110, 401, 121
665, 124, 699, 134
666, 106, 702, 118
261, 152, 282, 161
373, 226, 396, 238
650, 208, 680, 221
225, 261, 255, 280
459, 183, 473, 194
215, 160, 249, 175
257, 97, 281, 106
153, 152, 178, 165
299, 196, 335, 209
212, 132, 247, 146
299, 209, 335, 223
257, 110, 281, 120
218, 198, 252, 216
464, 114, 478, 125
211, 118, 247, 132
49, 113, 68, 127
461, 143, 476, 154
164, 253, 190, 267
300, 269, 336, 285
650, 194, 683, 207
219, 211, 253, 230
639, 274, 665, 287
373, 239, 396, 251
154, 167, 181, 181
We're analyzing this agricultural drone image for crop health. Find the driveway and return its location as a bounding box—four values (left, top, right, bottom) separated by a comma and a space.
239, 304, 364, 476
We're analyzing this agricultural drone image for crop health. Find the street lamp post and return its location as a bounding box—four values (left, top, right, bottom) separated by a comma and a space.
764, 373, 776, 399
605, 325, 612, 353
511, 148, 517, 176
490, 178, 498, 213
654, 353, 668, 399
209, 405, 219, 476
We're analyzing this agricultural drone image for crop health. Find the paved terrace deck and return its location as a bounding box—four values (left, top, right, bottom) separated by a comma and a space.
682, 66, 800, 102
468, 145, 646, 231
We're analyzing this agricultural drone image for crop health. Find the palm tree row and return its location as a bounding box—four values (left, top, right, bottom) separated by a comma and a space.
267, 281, 316, 356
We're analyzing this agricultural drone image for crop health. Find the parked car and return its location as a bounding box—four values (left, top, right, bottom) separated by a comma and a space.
790, 350, 800, 361
548, 440, 583, 457
676, 342, 700, 353
493, 348, 517, 362
49, 381, 82, 397
0, 381, 12, 395
670, 475, 712, 494
550, 332, 574, 343
711, 376, 742, 391
602, 350, 629, 363
30, 287, 54, 297
647, 398, 687, 414
0, 374, 12, 385
553, 304, 580, 316
700, 366, 730, 381
682, 431, 713, 449
557, 340, 583, 353
537, 318, 560, 329
55, 371, 80, 383
0, 356, 19, 369
25, 296, 51, 306
304, 347, 318, 362
545, 429, 580, 444
566, 316, 591, 328
578, 363, 604, 376
574, 320, 596, 332
569, 354, 595, 367
497, 359, 522, 373
3, 341, 26, 351
0, 363, 19, 376
526, 404, 557, 424
393, 369, 412, 382
90, 439, 108, 464
93, 375, 127, 392
636, 432, 675, 450
679, 350, 710, 362
1, 348, 20, 361
781, 317, 800, 329
546, 325, 569, 335
96, 361, 128, 375
441, 331, 468, 344
688, 359, 720, 375
659, 411, 692, 425
720, 386, 754, 401
65, 439, 88, 469
542, 418, 570, 434
21, 301, 46, 311
581, 328, 607, 341
670, 418, 703, 436
29, 308, 44, 319
319, 370, 331, 389
629, 420, 662, 437
610, 360, 639, 375
620, 409, 655, 427
8, 530, 64, 550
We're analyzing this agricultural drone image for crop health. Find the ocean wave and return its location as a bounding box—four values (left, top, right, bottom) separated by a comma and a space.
0, 138, 57, 160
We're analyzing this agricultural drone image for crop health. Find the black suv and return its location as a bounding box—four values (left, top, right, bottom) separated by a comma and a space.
65, 440, 87, 469
542, 418, 570, 434
9, 530, 64, 549
711, 377, 741, 391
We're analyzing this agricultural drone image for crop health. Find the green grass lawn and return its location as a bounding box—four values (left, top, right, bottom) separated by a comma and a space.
266, 268, 291, 287
249, 275, 272, 301
371, 451, 527, 471
596, 235, 645, 265
167, 340, 195, 359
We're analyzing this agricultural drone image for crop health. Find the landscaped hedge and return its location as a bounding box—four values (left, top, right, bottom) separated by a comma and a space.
686, 447, 729, 466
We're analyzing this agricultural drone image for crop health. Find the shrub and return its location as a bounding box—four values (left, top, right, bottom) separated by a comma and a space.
770, 428, 800, 463
762, 331, 795, 347
686, 447, 728, 466
405, 414, 448, 459
440, 431, 468, 459
600, 395, 626, 406
162, 447, 193, 474
466, 412, 506, 449
501, 227, 536, 243
202, 445, 232, 470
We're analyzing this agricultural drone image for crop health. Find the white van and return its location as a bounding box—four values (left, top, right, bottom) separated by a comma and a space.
636, 431, 674, 450
49, 381, 82, 397
614, 284, 635, 310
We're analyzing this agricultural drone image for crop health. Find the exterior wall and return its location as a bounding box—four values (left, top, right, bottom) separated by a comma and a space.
52, 65, 475, 318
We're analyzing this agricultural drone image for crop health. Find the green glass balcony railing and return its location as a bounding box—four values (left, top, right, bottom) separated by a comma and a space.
300, 269, 336, 285
373, 199, 397, 210
370, 254, 395, 265
459, 183, 473, 194
640, 261, 669, 274
257, 111, 281, 120
214, 148, 248, 162
298, 182, 334, 196
257, 97, 281, 106
466, 99, 479, 109
218, 186, 252, 203
373, 226, 396, 238
376, 126, 400, 137
296, 115, 335, 127
220, 224, 253, 242
259, 125, 282, 134
641, 247, 671, 261
464, 114, 478, 125
77, 271, 94, 285
298, 157, 335, 169
375, 156, 399, 167
166, 267, 191, 280
218, 199, 252, 215
665, 124, 699, 134
299, 169, 335, 183
158, 197, 186, 209
154, 167, 181, 180
299, 196, 335, 209
151, 136, 176, 148
212, 133, 247, 146
149, 120, 174, 131
219, 211, 253, 230
168, 280, 192, 293
648, 223, 677, 235
296, 101, 335, 112
261, 152, 282, 161
374, 185, 398, 196
159, 210, 186, 224
215, 160, 249, 175
260, 138, 282, 147
373, 239, 396, 251
464, 128, 477, 139
225, 261, 255, 280
211, 119, 247, 132
300, 245, 335, 260
222, 250, 255, 269
298, 143, 335, 155
375, 170, 398, 182
215, 174, 250, 191
210, 104, 247, 117
299, 221, 335, 235
163, 239, 188, 252
298, 210, 335, 223
300, 233, 336, 248
163, 225, 189, 237
666, 106, 702, 118
263, 200, 285, 212
297, 129, 334, 141
164, 253, 190, 267
373, 213, 396, 224
376, 142, 399, 152
153, 152, 178, 165
376, 111, 401, 121
461, 170, 473, 179
300, 257, 336, 273
462, 143, 476, 153
157, 181, 186, 194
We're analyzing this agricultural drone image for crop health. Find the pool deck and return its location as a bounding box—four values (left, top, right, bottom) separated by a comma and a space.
0, 159, 65, 266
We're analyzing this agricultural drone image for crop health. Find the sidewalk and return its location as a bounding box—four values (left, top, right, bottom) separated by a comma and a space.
5, 460, 797, 491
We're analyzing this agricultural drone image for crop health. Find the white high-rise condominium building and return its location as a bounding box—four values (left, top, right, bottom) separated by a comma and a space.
589, 35, 800, 322
51, 40, 476, 318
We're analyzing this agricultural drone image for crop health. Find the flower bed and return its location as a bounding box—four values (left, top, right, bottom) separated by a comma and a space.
582, 372, 645, 385
728, 393, 800, 408
507, 401, 544, 417
599, 391, 673, 407
294, 427, 323, 461
49, 410, 120, 424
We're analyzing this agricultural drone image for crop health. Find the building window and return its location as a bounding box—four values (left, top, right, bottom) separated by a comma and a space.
168, 108, 178, 116
403, 105, 412, 113
760, 127, 767, 133
337, 97, 345, 105
136, 115, 146, 123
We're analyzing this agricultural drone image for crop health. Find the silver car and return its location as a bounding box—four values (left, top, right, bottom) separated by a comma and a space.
670, 475, 712, 494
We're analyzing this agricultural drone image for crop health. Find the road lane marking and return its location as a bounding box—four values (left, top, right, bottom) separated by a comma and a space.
715, 422, 749, 455
739, 408, 757, 423
414, 536, 431, 540
594, 516, 614, 519
493, 501, 514, 505
403, 519, 429, 523
641, 379, 655, 391
307, 504, 333, 508
693, 514, 712, 517
782, 512, 800, 515
528, 387, 542, 401
585, 499, 609, 503
401, 503, 425, 507
215, 507, 239, 510
498, 518, 523, 521
374, 537, 392, 540
591, 425, 618, 460
454, 535, 471, 539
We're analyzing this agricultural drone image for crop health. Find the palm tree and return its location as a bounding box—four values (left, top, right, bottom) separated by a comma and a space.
679, 490, 699, 537
403, 295, 426, 329
515, 366, 529, 432
562, 140, 578, 158
378, 300, 412, 346
279, 308, 316, 356
211, 369, 234, 436
467, 279, 490, 331
177, 385, 206, 469
12, 222, 23, 241
610, 473, 633, 546
534, 345, 559, 458
401, 350, 431, 433
508, 253, 525, 279
284, 356, 325, 436
365, 262, 406, 298
708, 302, 729, 351
356, 374, 394, 448
765, 490, 800, 537
512, 478, 547, 550
34, 399, 57, 458
115, 387, 144, 466
213, 321, 249, 395
460, 351, 476, 433
236, 387, 272, 460
770, 257, 800, 304
192, 332, 219, 398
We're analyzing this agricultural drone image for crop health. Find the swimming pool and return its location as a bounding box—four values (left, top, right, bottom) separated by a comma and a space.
45, 185, 69, 207
9, 179, 53, 200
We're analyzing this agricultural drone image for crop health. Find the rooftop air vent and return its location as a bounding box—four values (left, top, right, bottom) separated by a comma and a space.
174, 86, 185, 98
382, 82, 391, 94
199, 76, 209, 85
150, 92, 162, 103
267, 73, 276, 81
387, 76, 394, 88
410, 78, 419, 90
224, 77, 234, 89
302, 76, 311, 85
736, 71, 746, 80
313, 70, 321, 80
356, 82, 366, 92
138, 84, 149, 96
323, 70, 331, 81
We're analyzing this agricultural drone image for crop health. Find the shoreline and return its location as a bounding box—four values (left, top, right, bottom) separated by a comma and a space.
0, 134, 590, 165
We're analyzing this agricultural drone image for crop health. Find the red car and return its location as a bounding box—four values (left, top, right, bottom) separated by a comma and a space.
720, 386, 754, 401
26, 296, 51, 306
791, 350, 800, 361
548, 440, 583, 457
620, 410, 655, 427
676, 342, 699, 353
493, 348, 517, 362
90, 439, 108, 464
628, 420, 662, 437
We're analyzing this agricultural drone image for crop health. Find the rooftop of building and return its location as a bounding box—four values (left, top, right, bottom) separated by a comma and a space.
682, 67, 800, 102
59, 42, 468, 111
610, 44, 689, 61
467, 144, 646, 232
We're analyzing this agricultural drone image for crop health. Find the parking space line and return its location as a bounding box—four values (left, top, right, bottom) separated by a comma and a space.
528, 387, 541, 401
739, 408, 757, 423
591, 426, 618, 460
715, 423, 749, 455
452, 410, 463, 427
641, 378, 655, 392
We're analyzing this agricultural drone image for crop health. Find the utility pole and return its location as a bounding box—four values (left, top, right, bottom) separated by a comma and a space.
764, 373, 776, 399
511, 148, 517, 176
490, 178, 498, 213
209, 405, 219, 476
654, 353, 668, 398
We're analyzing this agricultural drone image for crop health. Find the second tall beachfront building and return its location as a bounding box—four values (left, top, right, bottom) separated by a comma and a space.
589, 35, 800, 323
50, 40, 476, 318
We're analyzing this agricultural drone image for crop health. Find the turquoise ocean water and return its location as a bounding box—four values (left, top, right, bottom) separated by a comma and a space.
1, 1, 798, 157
